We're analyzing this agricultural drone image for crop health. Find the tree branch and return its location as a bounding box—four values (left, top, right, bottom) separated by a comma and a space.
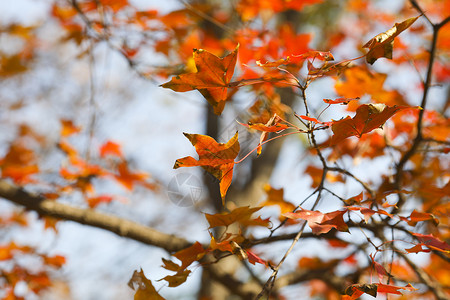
394, 3, 443, 210
0, 180, 191, 253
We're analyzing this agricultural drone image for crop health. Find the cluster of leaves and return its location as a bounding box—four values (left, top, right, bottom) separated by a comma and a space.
0, 0, 449, 299
154, 1, 449, 299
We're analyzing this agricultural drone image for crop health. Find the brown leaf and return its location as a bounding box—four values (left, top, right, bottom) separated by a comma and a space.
173, 242, 206, 269
159, 269, 190, 287
205, 206, 270, 228
330, 104, 413, 145
128, 269, 166, 300
363, 16, 419, 64
284, 208, 348, 235
239, 113, 288, 156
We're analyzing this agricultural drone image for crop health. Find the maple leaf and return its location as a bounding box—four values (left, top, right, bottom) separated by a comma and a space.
363, 16, 419, 64
399, 209, 439, 226
60, 119, 81, 137
405, 244, 431, 254
86, 195, 114, 208
292, 50, 334, 61
173, 242, 206, 270
128, 269, 165, 300
114, 161, 155, 191
174, 132, 239, 202
161, 258, 180, 272
284, 208, 348, 235
246, 249, 266, 265
161, 46, 238, 115
323, 97, 359, 105
256, 57, 291, 68
344, 283, 377, 299
239, 113, 289, 156
330, 104, 413, 145
376, 283, 417, 295
0, 143, 39, 184
99, 141, 123, 158
159, 269, 191, 287
370, 254, 391, 282
411, 233, 450, 253
209, 236, 234, 253
43, 255, 66, 268
299, 115, 332, 126
348, 206, 393, 223
260, 184, 296, 222
205, 206, 270, 228
344, 283, 417, 299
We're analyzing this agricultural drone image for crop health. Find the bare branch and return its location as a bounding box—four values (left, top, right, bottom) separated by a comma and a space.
394, 8, 443, 210
0, 180, 191, 253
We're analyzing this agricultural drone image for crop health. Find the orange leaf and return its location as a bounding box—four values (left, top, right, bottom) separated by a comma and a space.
260, 184, 296, 222
330, 104, 413, 145
209, 236, 233, 253
299, 115, 332, 126
173, 242, 206, 270
161, 46, 238, 115
43, 255, 66, 268
344, 283, 377, 299
292, 50, 334, 61
205, 206, 270, 228
376, 283, 417, 295
344, 192, 364, 205
58, 140, 78, 158
0, 143, 39, 184
60, 119, 81, 137
363, 16, 419, 64
238, 121, 289, 132
323, 97, 359, 105
86, 195, 114, 208
174, 132, 239, 202
256, 57, 291, 68
405, 244, 431, 254
407, 210, 439, 226
114, 161, 153, 191
239, 113, 288, 156
99, 141, 122, 158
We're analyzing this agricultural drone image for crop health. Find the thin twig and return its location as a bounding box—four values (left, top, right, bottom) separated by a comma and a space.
393, 6, 443, 211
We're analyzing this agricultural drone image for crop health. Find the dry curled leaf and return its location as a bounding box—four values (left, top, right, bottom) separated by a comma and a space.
363, 16, 419, 64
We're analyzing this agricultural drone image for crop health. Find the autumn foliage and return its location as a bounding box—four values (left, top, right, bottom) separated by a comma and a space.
0, 0, 449, 299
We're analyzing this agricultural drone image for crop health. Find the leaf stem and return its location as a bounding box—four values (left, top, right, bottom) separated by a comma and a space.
234, 131, 301, 164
